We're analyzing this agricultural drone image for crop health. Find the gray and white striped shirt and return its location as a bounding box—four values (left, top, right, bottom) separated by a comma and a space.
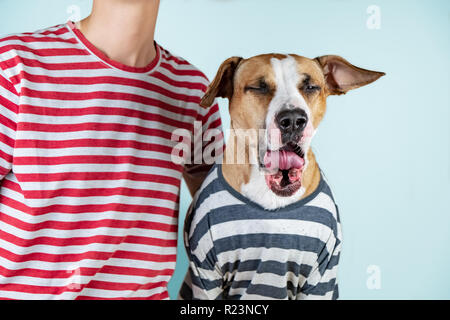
180, 164, 342, 300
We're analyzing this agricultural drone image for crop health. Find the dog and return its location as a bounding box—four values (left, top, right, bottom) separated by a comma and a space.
179, 54, 384, 300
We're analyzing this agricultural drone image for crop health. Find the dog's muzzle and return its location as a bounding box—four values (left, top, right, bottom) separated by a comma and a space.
260, 106, 309, 197
275, 107, 308, 145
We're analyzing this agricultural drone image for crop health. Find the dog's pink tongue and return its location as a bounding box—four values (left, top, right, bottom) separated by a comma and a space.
264, 150, 304, 171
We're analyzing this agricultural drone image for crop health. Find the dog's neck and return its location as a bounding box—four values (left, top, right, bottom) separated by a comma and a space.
221, 138, 321, 209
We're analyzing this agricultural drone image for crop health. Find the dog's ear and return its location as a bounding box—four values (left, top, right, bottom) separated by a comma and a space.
314, 55, 385, 95
200, 56, 243, 108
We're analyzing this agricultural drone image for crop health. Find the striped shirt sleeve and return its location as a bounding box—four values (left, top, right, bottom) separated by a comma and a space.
179, 206, 224, 300
298, 226, 341, 300
184, 95, 224, 177
0, 67, 19, 180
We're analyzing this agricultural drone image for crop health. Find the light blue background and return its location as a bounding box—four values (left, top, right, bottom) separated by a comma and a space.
0, 0, 448, 300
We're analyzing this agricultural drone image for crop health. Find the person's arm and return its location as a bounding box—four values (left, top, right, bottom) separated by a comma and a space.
183, 168, 211, 197
0, 68, 19, 181
183, 101, 224, 196
298, 226, 342, 300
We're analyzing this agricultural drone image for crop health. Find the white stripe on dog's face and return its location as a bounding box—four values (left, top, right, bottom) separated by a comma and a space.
265, 55, 313, 151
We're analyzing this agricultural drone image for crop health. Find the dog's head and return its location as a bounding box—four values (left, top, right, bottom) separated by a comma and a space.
201, 54, 384, 197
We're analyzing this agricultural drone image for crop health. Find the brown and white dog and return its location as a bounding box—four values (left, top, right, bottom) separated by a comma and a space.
200, 54, 384, 209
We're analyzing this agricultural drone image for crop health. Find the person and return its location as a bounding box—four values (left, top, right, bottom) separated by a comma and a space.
0, 0, 223, 299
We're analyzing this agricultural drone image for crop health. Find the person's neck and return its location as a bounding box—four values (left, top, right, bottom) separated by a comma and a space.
77, 0, 160, 68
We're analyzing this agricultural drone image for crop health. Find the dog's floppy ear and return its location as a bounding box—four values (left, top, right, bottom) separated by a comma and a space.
200, 56, 243, 108
314, 55, 385, 95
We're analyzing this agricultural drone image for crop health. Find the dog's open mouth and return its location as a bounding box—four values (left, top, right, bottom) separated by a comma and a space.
262, 143, 305, 197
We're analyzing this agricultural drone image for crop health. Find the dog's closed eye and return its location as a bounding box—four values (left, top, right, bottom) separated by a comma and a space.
302, 83, 321, 94
244, 79, 270, 94
300, 75, 321, 94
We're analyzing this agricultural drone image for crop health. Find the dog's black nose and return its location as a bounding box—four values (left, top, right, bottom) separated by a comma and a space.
276, 108, 308, 143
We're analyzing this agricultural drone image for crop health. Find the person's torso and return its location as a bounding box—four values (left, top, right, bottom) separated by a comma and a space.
0, 23, 211, 299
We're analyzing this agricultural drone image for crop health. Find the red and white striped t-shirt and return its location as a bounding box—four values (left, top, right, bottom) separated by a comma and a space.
0, 22, 223, 299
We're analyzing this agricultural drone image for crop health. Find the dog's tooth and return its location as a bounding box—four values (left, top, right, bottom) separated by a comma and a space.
293, 145, 303, 156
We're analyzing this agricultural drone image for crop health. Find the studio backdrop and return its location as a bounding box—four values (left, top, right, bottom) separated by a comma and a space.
0, 0, 448, 299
